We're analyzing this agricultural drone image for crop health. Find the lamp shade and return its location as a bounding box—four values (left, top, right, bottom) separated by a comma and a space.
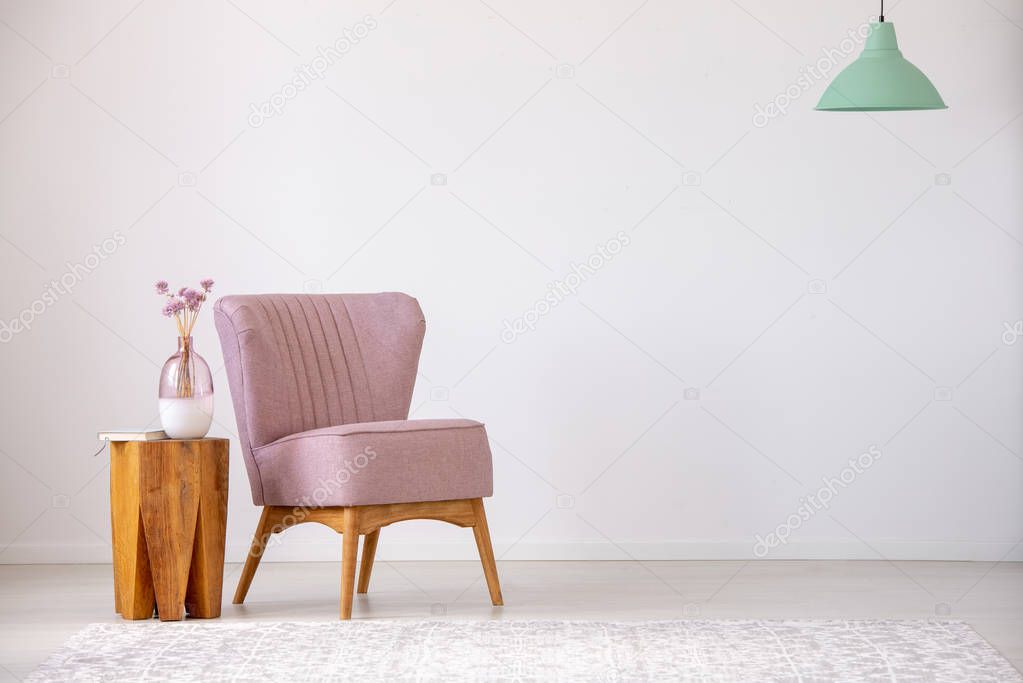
816, 22, 946, 111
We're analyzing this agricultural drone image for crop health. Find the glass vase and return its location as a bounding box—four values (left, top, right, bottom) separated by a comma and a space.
158, 336, 214, 439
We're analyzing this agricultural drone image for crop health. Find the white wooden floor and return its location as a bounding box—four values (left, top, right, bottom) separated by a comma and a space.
2, 560, 1021, 680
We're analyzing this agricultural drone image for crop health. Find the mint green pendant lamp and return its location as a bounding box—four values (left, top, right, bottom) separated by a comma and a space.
817, 1, 946, 111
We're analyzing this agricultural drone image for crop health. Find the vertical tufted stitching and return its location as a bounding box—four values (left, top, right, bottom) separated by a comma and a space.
301, 295, 343, 427
338, 295, 377, 422
310, 296, 348, 425
328, 297, 375, 422
282, 294, 329, 428
323, 298, 365, 422
254, 297, 302, 444
267, 296, 316, 434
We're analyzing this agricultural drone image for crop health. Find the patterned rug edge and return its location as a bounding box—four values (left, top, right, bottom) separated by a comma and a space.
29, 618, 1022, 682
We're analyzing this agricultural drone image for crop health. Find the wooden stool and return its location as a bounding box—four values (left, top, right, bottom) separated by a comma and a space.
110, 438, 228, 621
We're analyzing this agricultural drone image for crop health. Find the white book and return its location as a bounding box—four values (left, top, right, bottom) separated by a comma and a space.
97, 430, 168, 442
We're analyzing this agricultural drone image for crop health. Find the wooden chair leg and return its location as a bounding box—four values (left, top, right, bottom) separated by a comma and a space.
340, 507, 359, 620
470, 498, 503, 606
234, 507, 274, 605
357, 529, 380, 594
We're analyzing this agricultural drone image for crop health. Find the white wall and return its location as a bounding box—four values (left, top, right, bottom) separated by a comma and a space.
1, 0, 1021, 564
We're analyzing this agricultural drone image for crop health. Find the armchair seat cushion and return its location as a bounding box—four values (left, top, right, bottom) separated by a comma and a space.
252, 419, 493, 507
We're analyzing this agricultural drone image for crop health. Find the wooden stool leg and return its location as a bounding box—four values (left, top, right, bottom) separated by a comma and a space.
357, 529, 380, 594
111, 445, 155, 619
470, 498, 503, 606
340, 507, 359, 619
115, 511, 157, 619
185, 446, 228, 618
139, 448, 201, 622
234, 507, 275, 604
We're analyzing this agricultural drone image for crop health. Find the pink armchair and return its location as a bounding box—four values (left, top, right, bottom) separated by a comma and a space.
215, 293, 502, 619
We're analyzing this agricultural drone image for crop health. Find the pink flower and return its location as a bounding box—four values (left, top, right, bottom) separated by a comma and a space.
158, 277, 215, 329
182, 288, 203, 311
162, 298, 185, 317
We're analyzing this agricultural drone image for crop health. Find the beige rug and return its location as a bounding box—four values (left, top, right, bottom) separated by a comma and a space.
29, 619, 1020, 682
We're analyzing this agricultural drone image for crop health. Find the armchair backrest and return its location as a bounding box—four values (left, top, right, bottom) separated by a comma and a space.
214, 293, 426, 504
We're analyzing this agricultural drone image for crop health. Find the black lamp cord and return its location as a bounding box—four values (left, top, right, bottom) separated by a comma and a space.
880, 0, 885, 22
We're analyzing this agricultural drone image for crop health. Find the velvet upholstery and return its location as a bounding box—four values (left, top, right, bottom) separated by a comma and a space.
214, 293, 493, 506
254, 419, 492, 506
